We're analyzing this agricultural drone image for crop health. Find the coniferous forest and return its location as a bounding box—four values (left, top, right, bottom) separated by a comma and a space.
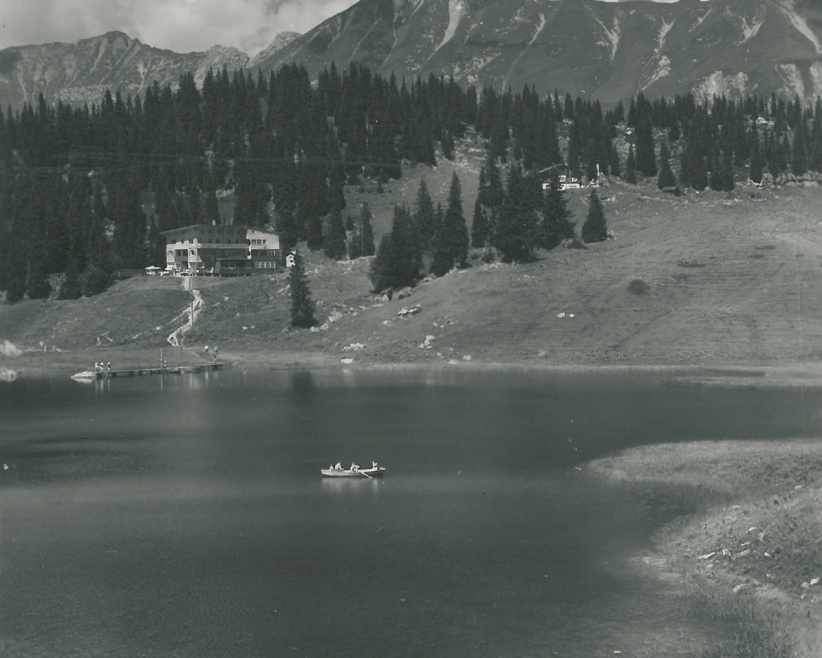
2, 59, 822, 303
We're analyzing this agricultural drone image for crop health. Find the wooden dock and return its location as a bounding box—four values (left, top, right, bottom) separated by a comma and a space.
71, 362, 225, 381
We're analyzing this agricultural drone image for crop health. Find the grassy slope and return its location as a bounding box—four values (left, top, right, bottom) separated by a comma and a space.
4, 139, 822, 368
0, 276, 190, 351
590, 441, 822, 657
206, 176, 822, 367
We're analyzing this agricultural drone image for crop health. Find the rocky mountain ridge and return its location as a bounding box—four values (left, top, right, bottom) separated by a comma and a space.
0, 31, 249, 109
251, 0, 822, 102
6, 1, 822, 108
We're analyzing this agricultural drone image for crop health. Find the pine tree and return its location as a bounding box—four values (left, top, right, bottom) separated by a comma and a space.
370, 234, 396, 292
437, 172, 469, 269
635, 118, 657, 177
289, 249, 317, 328
430, 213, 452, 277
26, 258, 51, 300
750, 132, 764, 183
414, 178, 436, 250
491, 163, 538, 262
471, 196, 488, 248
541, 172, 575, 249
709, 152, 723, 191
84, 264, 112, 296
656, 142, 677, 191
277, 206, 298, 256
720, 149, 735, 191
324, 208, 347, 259
305, 212, 324, 251
206, 186, 220, 224
369, 206, 421, 290
625, 144, 637, 184
608, 141, 621, 177
792, 124, 808, 176
58, 257, 83, 299
359, 203, 375, 257
581, 189, 607, 243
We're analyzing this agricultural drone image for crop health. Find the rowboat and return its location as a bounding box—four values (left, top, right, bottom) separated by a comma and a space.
70, 371, 97, 383
321, 464, 387, 479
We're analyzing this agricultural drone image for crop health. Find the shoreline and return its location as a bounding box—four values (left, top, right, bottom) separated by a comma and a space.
6, 344, 822, 388
589, 440, 822, 657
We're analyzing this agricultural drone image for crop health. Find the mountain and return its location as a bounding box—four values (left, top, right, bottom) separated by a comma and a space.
250, 32, 302, 67
7, 0, 822, 109
250, 0, 822, 102
0, 31, 248, 109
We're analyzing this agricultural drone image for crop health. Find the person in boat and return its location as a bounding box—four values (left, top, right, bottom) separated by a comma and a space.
350, 462, 359, 472
106, 361, 112, 373
94, 362, 101, 373
371, 461, 378, 469
335, 462, 342, 470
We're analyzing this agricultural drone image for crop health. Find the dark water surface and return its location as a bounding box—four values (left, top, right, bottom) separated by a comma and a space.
1, 368, 821, 657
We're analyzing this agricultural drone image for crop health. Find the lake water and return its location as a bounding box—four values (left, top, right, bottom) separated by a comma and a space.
1, 368, 821, 657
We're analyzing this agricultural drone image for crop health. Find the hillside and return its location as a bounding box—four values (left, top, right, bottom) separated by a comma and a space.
192, 178, 822, 368
5, 156, 822, 373
253, 0, 822, 102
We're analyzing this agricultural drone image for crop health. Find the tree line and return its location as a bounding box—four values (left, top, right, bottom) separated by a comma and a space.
1, 58, 821, 304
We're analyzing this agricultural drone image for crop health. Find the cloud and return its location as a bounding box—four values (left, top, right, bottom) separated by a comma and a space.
0, 0, 357, 54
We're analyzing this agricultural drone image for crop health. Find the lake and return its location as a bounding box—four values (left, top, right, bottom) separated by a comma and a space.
1, 367, 820, 657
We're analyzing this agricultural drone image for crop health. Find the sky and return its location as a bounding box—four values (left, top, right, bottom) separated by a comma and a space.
0, 0, 359, 55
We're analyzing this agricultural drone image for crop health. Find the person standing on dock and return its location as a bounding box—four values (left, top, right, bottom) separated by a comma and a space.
106, 361, 112, 375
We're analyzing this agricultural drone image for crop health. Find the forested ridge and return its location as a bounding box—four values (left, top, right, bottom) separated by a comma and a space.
1, 60, 821, 303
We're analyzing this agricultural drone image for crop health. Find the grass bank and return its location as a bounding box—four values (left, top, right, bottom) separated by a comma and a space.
589, 440, 822, 657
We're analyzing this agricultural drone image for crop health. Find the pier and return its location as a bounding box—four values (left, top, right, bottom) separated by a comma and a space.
71, 362, 225, 382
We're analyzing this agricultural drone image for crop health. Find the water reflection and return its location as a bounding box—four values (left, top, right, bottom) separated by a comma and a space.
289, 370, 316, 394
320, 477, 383, 495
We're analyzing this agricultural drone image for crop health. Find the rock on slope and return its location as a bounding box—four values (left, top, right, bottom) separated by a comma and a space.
0, 31, 248, 108
251, 0, 822, 102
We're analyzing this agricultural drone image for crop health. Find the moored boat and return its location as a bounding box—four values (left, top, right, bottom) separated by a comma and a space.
321, 463, 387, 478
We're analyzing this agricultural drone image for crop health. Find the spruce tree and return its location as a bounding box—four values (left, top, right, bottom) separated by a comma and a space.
369, 234, 396, 292
26, 258, 51, 300
369, 206, 421, 290
58, 257, 83, 300
305, 212, 324, 251
581, 189, 608, 243
608, 141, 621, 177
277, 206, 298, 256
359, 203, 375, 257
656, 142, 677, 191
442, 172, 469, 268
750, 132, 765, 183
471, 196, 488, 248
289, 249, 317, 328
415, 178, 436, 249
84, 264, 112, 296
541, 172, 575, 249
635, 119, 657, 177
324, 209, 347, 260
491, 163, 537, 262
709, 152, 723, 191
206, 186, 220, 224
625, 145, 637, 184
720, 149, 735, 191
792, 126, 808, 176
